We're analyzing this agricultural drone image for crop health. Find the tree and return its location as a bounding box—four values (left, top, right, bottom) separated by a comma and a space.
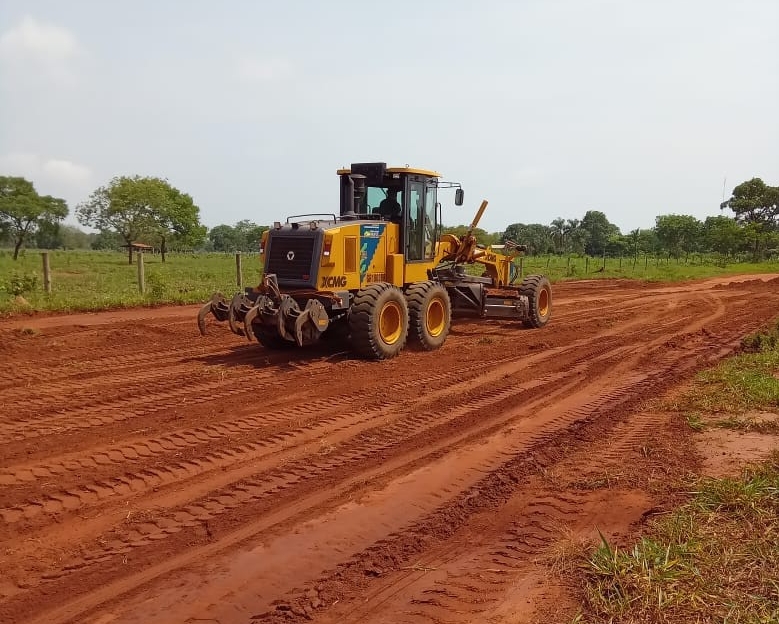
605, 233, 629, 257
550, 218, 567, 253
90, 229, 123, 250
721, 178, 779, 260
35, 219, 63, 249
0, 176, 68, 260
501, 223, 554, 255
234, 219, 268, 252
149, 185, 206, 261
77, 176, 204, 264
580, 210, 619, 256
654, 214, 702, 259
59, 225, 93, 250
208, 224, 241, 252
565, 219, 589, 255
441, 224, 499, 247
703, 215, 744, 257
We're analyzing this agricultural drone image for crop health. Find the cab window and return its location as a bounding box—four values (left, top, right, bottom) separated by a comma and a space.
406, 180, 425, 261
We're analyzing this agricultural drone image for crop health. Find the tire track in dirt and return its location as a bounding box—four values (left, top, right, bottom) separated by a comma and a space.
3, 321, 669, 623
1, 286, 697, 488
0, 353, 539, 516
1, 279, 776, 624
107, 326, 730, 624
0, 293, 715, 556
15, 299, 741, 624
247, 295, 759, 623
1, 332, 631, 540
340, 411, 673, 624
264, 342, 739, 624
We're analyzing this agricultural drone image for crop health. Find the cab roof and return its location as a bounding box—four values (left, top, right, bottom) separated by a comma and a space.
337, 166, 441, 178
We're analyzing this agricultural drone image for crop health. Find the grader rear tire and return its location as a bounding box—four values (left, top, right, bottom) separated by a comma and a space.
349, 283, 409, 360
406, 281, 451, 351
519, 274, 552, 328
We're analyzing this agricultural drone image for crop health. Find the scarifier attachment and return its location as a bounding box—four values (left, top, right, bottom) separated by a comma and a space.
197, 292, 230, 336
200, 274, 330, 347
227, 293, 255, 337
243, 291, 329, 347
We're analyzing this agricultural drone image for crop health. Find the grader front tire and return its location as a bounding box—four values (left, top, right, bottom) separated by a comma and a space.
520, 274, 552, 328
349, 283, 409, 360
406, 281, 451, 351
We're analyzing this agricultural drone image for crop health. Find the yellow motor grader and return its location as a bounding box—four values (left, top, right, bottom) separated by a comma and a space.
198, 162, 551, 359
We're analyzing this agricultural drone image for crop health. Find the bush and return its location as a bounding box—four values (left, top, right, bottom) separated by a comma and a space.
3, 272, 39, 296
742, 319, 779, 353
145, 271, 167, 300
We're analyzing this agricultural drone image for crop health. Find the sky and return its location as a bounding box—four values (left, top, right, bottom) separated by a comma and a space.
1, 0, 777, 234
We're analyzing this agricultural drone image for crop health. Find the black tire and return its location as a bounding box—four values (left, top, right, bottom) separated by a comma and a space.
255, 326, 293, 349
321, 318, 350, 342
349, 283, 409, 360
405, 280, 451, 351
519, 274, 552, 328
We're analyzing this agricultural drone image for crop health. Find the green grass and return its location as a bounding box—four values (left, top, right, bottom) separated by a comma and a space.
0, 249, 261, 315
571, 321, 779, 623
518, 254, 779, 283
576, 453, 779, 624
669, 319, 779, 415
1, 248, 778, 315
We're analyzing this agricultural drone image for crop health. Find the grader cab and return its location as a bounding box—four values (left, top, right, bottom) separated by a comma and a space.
198, 162, 551, 359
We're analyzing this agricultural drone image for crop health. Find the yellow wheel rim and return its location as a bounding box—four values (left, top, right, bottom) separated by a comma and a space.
537, 287, 550, 318
426, 298, 446, 337
379, 301, 403, 344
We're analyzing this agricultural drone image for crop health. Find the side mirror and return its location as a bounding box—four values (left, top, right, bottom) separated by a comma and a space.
455, 188, 464, 206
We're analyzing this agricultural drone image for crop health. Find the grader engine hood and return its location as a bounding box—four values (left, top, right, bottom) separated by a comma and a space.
264, 226, 324, 289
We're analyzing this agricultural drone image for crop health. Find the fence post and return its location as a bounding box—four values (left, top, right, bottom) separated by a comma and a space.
137, 252, 145, 294
235, 251, 243, 289
518, 256, 524, 279
41, 252, 52, 294
585, 256, 589, 273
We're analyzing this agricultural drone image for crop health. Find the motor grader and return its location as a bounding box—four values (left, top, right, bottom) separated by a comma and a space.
198, 162, 552, 359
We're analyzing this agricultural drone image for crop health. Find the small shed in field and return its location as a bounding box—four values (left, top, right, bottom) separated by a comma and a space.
121, 242, 156, 253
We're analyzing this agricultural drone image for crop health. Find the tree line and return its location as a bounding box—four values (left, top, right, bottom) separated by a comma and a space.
2, 174, 777, 262
444, 178, 779, 262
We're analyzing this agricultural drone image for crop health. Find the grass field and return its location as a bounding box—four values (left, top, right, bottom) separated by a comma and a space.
0, 250, 262, 315
573, 320, 779, 624
1, 248, 778, 315
520, 253, 779, 283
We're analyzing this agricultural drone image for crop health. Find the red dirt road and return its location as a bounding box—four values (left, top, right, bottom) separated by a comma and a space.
1, 275, 777, 624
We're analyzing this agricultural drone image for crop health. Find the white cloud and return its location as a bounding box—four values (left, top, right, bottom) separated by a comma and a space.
234, 56, 293, 83
0, 153, 93, 202
42, 159, 93, 188
0, 16, 84, 85
0, 15, 80, 61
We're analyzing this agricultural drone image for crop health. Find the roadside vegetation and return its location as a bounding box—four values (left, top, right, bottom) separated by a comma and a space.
672, 318, 779, 427
2, 248, 777, 316
571, 320, 779, 623
578, 453, 779, 624
2, 172, 778, 314
0, 250, 259, 315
